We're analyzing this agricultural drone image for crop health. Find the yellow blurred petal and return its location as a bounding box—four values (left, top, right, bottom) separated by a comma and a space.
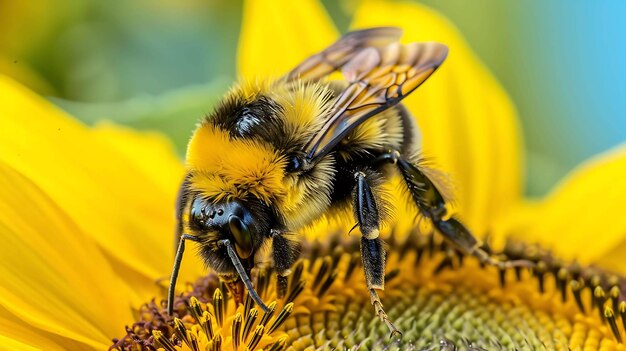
506, 143, 626, 268
238, 0, 338, 77
0, 162, 133, 349
0, 335, 52, 351
351, 0, 523, 236
0, 76, 201, 299
0, 315, 62, 351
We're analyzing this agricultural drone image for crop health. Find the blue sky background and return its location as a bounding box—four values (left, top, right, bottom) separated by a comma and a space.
419, 0, 626, 195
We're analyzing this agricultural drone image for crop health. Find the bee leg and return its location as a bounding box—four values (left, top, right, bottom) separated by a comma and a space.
432, 217, 532, 269
271, 229, 301, 299
376, 150, 532, 269
218, 239, 270, 312
168, 234, 201, 316
353, 171, 402, 338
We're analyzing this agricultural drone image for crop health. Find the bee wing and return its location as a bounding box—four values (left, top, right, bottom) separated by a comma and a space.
302, 41, 449, 166
286, 27, 402, 81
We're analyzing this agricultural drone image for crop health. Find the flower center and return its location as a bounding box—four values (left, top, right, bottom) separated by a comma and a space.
111, 232, 626, 350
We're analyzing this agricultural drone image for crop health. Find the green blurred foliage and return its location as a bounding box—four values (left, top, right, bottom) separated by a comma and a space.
1, 0, 242, 156
1, 0, 241, 101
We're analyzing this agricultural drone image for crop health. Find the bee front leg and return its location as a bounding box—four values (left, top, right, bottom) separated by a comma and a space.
271, 229, 301, 299
353, 171, 402, 338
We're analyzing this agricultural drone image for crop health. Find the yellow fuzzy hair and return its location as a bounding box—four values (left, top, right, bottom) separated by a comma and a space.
272, 80, 333, 140
186, 124, 287, 204
185, 78, 346, 230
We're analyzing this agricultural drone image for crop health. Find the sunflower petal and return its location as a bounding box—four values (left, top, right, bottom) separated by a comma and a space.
237, 0, 338, 77
506, 143, 626, 270
0, 307, 72, 351
0, 161, 133, 349
351, 0, 523, 236
0, 76, 202, 300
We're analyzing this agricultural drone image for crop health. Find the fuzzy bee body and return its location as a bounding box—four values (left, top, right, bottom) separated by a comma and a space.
168, 27, 529, 336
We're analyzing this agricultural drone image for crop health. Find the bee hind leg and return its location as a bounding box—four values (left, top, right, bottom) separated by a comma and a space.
376, 150, 532, 270
353, 171, 402, 338
432, 217, 532, 269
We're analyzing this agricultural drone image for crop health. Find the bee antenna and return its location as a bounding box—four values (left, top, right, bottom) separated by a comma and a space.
219, 239, 270, 312
168, 234, 201, 316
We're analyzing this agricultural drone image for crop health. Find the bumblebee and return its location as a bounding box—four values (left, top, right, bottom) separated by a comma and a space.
168, 27, 529, 335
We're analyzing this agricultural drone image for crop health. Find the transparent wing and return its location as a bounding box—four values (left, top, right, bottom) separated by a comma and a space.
301, 41, 449, 167
286, 27, 402, 82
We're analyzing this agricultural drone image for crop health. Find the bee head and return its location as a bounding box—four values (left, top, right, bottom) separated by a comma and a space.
185, 80, 337, 236
187, 195, 273, 273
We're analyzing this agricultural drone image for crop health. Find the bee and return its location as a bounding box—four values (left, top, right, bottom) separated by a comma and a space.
167, 27, 530, 336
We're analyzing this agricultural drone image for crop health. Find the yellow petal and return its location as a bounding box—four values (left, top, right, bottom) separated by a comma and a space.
0, 161, 133, 349
0, 76, 202, 301
504, 143, 626, 269
351, 0, 523, 236
237, 0, 338, 77
0, 336, 55, 351
0, 310, 66, 351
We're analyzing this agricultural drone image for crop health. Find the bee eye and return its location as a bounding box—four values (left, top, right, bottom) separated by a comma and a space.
286, 155, 302, 172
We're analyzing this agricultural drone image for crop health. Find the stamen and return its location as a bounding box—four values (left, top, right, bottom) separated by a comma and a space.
620, 302, 626, 338
514, 265, 523, 281
317, 271, 337, 297
433, 250, 455, 275
594, 286, 606, 321
219, 281, 230, 307
535, 261, 547, 293
384, 268, 400, 283
604, 307, 622, 343
498, 266, 507, 287
590, 275, 602, 308
210, 334, 222, 351
259, 300, 277, 327
152, 330, 176, 351
231, 313, 242, 350
343, 254, 360, 282
312, 256, 331, 289
285, 280, 305, 303
189, 333, 199, 351
610, 285, 621, 312
188, 296, 204, 323
247, 325, 264, 350
267, 335, 289, 351
200, 310, 214, 340
290, 261, 304, 289
173, 318, 193, 350
570, 279, 586, 313
242, 308, 258, 342
267, 303, 294, 334
557, 267, 569, 302
243, 292, 253, 320
256, 270, 269, 299
213, 288, 224, 327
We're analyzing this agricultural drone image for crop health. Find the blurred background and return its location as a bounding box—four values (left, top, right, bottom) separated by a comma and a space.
1, 0, 624, 197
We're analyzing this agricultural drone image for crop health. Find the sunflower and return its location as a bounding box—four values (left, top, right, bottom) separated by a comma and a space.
1, 0, 625, 350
